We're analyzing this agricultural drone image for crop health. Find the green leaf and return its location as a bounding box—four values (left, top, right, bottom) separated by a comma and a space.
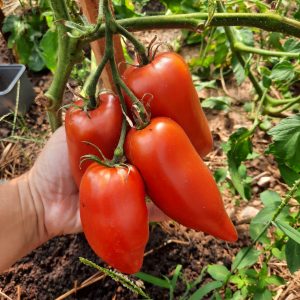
2, 15, 20, 33
285, 237, 300, 273
267, 115, 300, 173
283, 38, 300, 53
232, 54, 246, 85
260, 190, 281, 206
265, 275, 285, 286
270, 61, 295, 82
170, 264, 182, 291
207, 265, 230, 282
268, 32, 283, 50
80, 258, 149, 299
274, 220, 300, 244
214, 168, 227, 184
237, 28, 254, 47
253, 289, 272, 300
271, 247, 285, 260
28, 48, 45, 72
15, 36, 32, 64
135, 272, 170, 289
40, 28, 58, 72
232, 247, 260, 271
202, 96, 231, 111
224, 128, 253, 200
188, 281, 223, 300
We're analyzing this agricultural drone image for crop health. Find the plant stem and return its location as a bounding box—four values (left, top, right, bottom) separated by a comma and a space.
85, 12, 300, 43
250, 88, 267, 133
46, 0, 82, 131
234, 42, 299, 58
115, 23, 149, 65
83, 53, 109, 107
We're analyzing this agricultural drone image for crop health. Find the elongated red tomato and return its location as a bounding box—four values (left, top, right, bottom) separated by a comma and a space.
80, 163, 149, 274
123, 52, 213, 157
125, 117, 237, 242
65, 93, 122, 187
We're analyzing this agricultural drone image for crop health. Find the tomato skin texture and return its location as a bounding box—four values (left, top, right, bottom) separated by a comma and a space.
125, 117, 237, 242
80, 164, 149, 274
123, 52, 213, 157
65, 93, 122, 187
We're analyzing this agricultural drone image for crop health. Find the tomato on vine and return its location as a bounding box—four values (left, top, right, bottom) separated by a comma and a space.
80, 163, 149, 274
123, 52, 213, 158
125, 117, 237, 242
65, 92, 122, 187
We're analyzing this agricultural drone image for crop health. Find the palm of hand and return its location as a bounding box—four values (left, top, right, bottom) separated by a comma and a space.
29, 127, 82, 237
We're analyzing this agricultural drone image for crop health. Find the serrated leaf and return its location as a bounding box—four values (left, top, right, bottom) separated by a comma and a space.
274, 220, 300, 244
232, 247, 260, 271
283, 38, 300, 53
285, 237, 300, 273
267, 115, 300, 173
80, 258, 149, 299
207, 265, 230, 282
202, 96, 231, 111
188, 281, 223, 300
270, 61, 295, 82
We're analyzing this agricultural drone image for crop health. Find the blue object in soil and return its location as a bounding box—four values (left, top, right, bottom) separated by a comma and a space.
0, 64, 35, 116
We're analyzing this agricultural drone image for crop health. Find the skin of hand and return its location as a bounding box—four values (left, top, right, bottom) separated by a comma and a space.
0, 127, 168, 272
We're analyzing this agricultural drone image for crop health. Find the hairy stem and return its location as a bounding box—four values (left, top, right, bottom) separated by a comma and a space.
84, 12, 300, 43
46, 0, 81, 131
234, 42, 299, 58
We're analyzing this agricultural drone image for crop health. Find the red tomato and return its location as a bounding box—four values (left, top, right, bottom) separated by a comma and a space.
125, 117, 237, 242
65, 93, 122, 187
123, 52, 213, 157
80, 163, 149, 274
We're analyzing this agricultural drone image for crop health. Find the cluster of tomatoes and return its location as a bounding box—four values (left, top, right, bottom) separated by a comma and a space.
65, 52, 238, 275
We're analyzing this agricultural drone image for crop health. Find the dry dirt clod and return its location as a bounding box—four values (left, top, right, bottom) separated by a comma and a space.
257, 176, 272, 187
240, 206, 259, 220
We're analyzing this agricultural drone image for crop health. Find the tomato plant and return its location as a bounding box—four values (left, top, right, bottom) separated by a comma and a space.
80, 163, 149, 274
65, 92, 122, 186
125, 117, 237, 242
123, 52, 213, 157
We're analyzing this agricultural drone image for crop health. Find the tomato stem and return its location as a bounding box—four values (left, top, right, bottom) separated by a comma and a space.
115, 23, 149, 65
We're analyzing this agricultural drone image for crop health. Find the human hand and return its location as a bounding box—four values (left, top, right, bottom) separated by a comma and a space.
28, 127, 168, 239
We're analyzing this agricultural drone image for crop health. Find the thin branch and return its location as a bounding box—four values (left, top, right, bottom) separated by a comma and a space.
85, 12, 300, 43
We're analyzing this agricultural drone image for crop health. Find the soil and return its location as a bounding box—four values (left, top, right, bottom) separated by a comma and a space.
0, 16, 299, 300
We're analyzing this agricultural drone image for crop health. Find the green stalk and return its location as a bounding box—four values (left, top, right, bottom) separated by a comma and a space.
115, 23, 149, 65
234, 42, 299, 58
46, 0, 81, 131
85, 12, 300, 43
